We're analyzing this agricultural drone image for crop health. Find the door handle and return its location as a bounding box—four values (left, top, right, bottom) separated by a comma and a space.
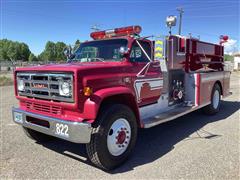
152, 65, 160, 68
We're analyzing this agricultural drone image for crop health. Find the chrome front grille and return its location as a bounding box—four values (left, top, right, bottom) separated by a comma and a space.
21, 100, 62, 115
17, 73, 74, 102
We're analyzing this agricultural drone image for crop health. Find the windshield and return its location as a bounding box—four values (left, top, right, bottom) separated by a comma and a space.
70, 39, 128, 62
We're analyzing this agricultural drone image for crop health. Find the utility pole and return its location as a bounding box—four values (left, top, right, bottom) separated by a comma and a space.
177, 7, 184, 35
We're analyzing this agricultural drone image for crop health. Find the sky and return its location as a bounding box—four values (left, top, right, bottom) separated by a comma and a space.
1, 0, 239, 55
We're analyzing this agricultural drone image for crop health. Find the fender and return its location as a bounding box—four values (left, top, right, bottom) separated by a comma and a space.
82, 86, 137, 120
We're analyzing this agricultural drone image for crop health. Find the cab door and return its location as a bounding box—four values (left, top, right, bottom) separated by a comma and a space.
130, 40, 163, 106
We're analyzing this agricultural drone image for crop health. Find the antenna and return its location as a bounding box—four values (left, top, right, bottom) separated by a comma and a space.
91, 24, 100, 32
177, 7, 184, 35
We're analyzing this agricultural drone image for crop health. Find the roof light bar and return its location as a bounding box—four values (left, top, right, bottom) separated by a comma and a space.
90, 25, 142, 40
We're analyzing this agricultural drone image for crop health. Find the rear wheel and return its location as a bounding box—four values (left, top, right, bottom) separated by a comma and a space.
86, 104, 138, 170
203, 83, 221, 115
22, 127, 54, 142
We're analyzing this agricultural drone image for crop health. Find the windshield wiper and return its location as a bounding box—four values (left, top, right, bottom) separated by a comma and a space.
68, 57, 105, 63
90, 58, 105, 62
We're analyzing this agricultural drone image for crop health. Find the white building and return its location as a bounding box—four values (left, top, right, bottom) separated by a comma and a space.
233, 53, 240, 71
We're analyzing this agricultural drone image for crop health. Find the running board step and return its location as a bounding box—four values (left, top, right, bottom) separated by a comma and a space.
141, 105, 199, 128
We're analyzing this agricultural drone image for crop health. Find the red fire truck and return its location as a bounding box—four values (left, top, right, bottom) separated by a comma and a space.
12, 25, 231, 170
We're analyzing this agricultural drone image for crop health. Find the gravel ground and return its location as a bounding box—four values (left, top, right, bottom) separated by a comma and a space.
0, 72, 239, 179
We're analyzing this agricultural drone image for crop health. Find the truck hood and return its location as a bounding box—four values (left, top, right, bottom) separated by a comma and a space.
15, 62, 127, 73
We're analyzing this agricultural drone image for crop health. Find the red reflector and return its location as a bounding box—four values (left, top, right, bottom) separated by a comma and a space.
181, 38, 185, 48
90, 31, 106, 40
115, 25, 142, 36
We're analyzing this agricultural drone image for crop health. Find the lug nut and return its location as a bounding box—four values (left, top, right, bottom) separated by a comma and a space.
126, 131, 129, 134
118, 145, 121, 148
124, 128, 127, 130
122, 145, 125, 147
127, 136, 129, 139
125, 141, 128, 144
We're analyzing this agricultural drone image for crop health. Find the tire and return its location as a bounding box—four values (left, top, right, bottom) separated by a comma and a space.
203, 83, 221, 115
22, 127, 54, 142
86, 104, 138, 170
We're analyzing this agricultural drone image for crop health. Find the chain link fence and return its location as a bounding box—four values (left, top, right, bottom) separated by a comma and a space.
0, 60, 66, 72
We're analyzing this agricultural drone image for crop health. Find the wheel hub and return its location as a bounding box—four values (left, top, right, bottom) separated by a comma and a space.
116, 130, 126, 144
107, 118, 131, 156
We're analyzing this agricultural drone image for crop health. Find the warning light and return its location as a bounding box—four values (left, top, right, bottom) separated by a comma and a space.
90, 25, 142, 40
220, 35, 229, 45
221, 35, 229, 41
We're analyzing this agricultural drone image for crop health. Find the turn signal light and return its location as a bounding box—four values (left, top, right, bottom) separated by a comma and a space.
83, 87, 93, 96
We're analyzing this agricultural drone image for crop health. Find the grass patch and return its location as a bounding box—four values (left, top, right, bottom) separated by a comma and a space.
0, 76, 13, 86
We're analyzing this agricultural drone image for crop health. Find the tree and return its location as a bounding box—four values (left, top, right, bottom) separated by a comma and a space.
39, 41, 67, 62
0, 39, 78, 62
55, 42, 67, 61
20, 43, 31, 61
0, 40, 8, 60
224, 54, 234, 61
44, 41, 56, 61
7, 43, 18, 60
73, 39, 81, 51
0, 39, 31, 61
28, 53, 38, 62
38, 52, 46, 62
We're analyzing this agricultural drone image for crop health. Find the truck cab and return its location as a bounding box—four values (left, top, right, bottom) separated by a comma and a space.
12, 25, 231, 170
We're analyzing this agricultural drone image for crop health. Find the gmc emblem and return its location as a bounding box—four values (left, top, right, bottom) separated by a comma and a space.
33, 83, 48, 89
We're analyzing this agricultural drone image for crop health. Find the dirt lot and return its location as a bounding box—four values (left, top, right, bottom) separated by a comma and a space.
0, 72, 239, 179
0, 72, 14, 86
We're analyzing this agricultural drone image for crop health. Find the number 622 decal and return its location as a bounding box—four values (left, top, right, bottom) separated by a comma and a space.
55, 123, 69, 137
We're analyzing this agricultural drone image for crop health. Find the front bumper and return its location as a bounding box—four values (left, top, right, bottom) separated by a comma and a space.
12, 107, 92, 143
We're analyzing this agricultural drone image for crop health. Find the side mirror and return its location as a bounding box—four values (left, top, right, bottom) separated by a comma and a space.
63, 46, 73, 59
119, 46, 128, 56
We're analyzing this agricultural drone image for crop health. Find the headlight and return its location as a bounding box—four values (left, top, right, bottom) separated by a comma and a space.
17, 79, 25, 91
59, 81, 72, 96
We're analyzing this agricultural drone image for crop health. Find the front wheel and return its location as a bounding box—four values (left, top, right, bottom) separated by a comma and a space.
203, 83, 221, 115
86, 104, 138, 170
